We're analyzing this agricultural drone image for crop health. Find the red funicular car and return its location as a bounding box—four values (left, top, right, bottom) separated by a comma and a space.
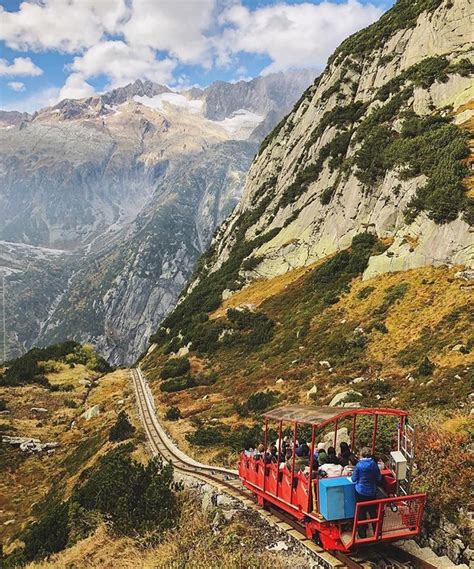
238, 405, 426, 552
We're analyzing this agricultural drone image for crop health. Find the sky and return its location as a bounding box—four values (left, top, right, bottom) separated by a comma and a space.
0, 0, 394, 113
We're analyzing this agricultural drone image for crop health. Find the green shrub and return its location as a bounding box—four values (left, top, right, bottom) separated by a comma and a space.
244, 391, 277, 413
227, 309, 275, 348
374, 282, 409, 315
165, 406, 181, 421
355, 111, 470, 224
109, 411, 135, 442
22, 500, 70, 561
160, 375, 195, 393
64, 399, 78, 409
0, 399, 6, 412
161, 357, 190, 379
417, 356, 435, 376
357, 285, 375, 300
320, 186, 336, 205
73, 445, 176, 535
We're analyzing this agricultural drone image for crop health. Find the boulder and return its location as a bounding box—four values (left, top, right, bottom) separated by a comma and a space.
343, 401, 361, 408
78, 379, 91, 386
329, 391, 362, 407
351, 377, 366, 384
323, 427, 350, 447
455, 270, 474, 281
266, 541, 289, 552
31, 407, 48, 413
319, 360, 331, 368
81, 404, 100, 420
307, 385, 318, 399
2, 436, 40, 446
452, 343, 465, 352
275, 378, 284, 384
117, 399, 124, 405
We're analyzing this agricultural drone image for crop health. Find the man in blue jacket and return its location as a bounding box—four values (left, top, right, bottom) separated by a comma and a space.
351, 447, 382, 538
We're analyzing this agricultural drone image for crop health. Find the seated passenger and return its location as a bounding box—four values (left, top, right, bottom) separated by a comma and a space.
244, 446, 255, 457
327, 446, 341, 465
339, 441, 351, 466
342, 454, 358, 476
281, 448, 292, 470
317, 444, 328, 466
319, 455, 344, 478
254, 443, 265, 459
296, 440, 310, 457
286, 445, 309, 473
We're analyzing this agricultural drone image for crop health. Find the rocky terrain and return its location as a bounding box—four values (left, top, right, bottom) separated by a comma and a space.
0, 71, 313, 363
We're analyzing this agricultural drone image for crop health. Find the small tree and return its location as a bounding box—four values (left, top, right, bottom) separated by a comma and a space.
417, 356, 435, 376
165, 406, 181, 421
109, 411, 135, 442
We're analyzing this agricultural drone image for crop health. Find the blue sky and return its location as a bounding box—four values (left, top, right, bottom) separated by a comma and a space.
0, 0, 393, 112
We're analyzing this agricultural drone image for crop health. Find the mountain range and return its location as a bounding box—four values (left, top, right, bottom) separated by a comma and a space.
0, 70, 313, 363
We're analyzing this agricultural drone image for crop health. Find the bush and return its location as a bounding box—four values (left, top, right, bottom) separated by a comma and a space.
109, 411, 135, 442
161, 357, 190, 379
374, 282, 409, 315
64, 399, 78, 409
0, 399, 6, 412
73, 446, 176, 535
241, 391, 276, 414
22, 500, 70, 562
165, 406, 181, 421
320, 186, 336, 205
357, 285, 375, 300
414, 420, 474, 521
417, 356, 435, 376
160, 375, 195, 393
226, 309, 275, 348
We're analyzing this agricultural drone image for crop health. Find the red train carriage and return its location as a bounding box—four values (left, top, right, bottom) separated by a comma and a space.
238, 406, 426, 552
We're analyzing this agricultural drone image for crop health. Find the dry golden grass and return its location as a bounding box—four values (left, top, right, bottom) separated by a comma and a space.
340, 266, 473, 371
211, 260, 323, 319
0, 368, 139, 544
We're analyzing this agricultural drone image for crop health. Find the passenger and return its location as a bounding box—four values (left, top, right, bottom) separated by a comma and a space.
244, 446, 255, 457
319, 455, 343, 478
351, 447, 382, 538
317, 445, 328, 466
281, 448, 292, 470
286, 444, 309, 473
255, 443, 265, 460
327, 446, 341, 465
342, 454, 358, 476
265, 443, 278, 464
339, 441, 351, 466
296, 440, 310, 457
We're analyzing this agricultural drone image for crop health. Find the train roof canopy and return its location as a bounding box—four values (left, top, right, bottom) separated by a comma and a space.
263, 405, 408, 426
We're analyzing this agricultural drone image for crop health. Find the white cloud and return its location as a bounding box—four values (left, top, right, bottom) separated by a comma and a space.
218, 0, 382, 73
0, 0, 129, 53
58, 73, 95, 101
0, 57, 43, 76
69, 41, 176, 88
7, 81, 26, 92
0, 86, 60, 113
123, 0, 215, 66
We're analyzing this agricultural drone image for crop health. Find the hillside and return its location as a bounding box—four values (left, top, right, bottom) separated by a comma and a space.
141, 0, 474, 564
0, 344, 308, 568
0, 71, 313, 364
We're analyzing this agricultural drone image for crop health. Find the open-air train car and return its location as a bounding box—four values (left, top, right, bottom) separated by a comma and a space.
238, 406, 426, 552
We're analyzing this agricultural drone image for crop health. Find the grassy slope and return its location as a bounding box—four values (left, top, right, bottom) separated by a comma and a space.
0, 364, 140, 549
143, 263, 473, 466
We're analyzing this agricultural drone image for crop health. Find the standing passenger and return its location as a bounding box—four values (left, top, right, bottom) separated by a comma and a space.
351, 447, 381, 538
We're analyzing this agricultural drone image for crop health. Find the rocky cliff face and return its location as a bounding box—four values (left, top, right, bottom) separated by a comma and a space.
194, 0, 473, 295
0, 72, 312, 363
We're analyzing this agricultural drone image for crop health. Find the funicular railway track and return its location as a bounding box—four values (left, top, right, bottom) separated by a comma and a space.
131, 368, 437, 569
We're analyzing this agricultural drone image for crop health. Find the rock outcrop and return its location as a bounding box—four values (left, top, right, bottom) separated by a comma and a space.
193, 0, 473, 295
